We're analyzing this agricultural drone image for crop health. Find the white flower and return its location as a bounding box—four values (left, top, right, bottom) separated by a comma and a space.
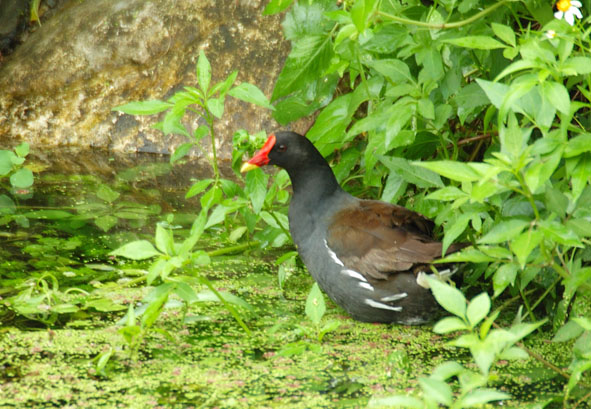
554, 0, 583, 26
545, 30, 557, 39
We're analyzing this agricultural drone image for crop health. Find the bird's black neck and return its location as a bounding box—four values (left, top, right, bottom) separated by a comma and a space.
287, 162, 342, 207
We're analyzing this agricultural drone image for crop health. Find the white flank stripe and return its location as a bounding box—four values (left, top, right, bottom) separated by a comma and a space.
358, 282, 374, 291
364, 298, 402, 312
341, 269, 368, 282
381, 292, 407, 302
324, 239, 344, 266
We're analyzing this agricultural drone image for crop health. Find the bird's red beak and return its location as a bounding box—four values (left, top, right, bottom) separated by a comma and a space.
240, 134, 276, 173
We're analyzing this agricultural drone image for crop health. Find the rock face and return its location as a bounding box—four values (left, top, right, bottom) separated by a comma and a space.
0, 0, 290, 156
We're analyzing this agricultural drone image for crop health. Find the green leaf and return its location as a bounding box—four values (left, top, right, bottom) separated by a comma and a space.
206, 97, 225, 119
541, 81, 570, 115
245, 168, 267, 214
561, 56, 591, 75
0, 194, 16, 215
186, 178, 214, 199
96, 184, 120, 203
272, 34, 333, 100
113, 100, 172, 115
141, 285, 170, 328
380, 156, 444, 188
305, 283, 326, 325
444, 36, 506, 50
467, 293, 491, 328
510, 229, 543, 268
262, 0, 294, 14
228, 83, 274, 110
170, 142, 193, 164
493, 263, 519, 297
418, 377, 452, 406
14, 142, 29, 158
9, 168, 34, 189
565, 133, 591, 158
415, 160, 489, 182
433, 316, 469, 333
478, 219, 529, 244
0, 151, 15, 175
553, 320, 584, 342
197, 50, 211, 93
155, 224, 174, 255
539, 219, 582, 246
426, 186, 467, 201
109, 240, 162, 260
491, 23, 516, 47
461, 389, 511, 406
366, 58, 412, 83
94, 215, 118, 232
425, 276, 467, 319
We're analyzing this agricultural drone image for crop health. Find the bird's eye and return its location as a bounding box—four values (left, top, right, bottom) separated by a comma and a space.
277, 144, 287, 152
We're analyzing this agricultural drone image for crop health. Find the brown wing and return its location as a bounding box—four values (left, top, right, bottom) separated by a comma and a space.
326, 200, 460, 280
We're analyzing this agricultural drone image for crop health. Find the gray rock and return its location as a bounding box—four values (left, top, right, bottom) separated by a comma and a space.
0, 0, 296, 157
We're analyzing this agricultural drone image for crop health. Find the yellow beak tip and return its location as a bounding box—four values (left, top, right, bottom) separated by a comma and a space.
240, 162, 259, 173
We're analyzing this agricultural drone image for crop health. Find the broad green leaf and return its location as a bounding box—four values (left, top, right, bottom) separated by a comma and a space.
366, 58, 412, 83
425, 276, 466, 318
433, 316, 468, 334
200, 185, 222, 211
539, 219, 582, 246
186, 178, 214, 199
436, 247, 496, 263
24, 209, 72, 219
415, 160, 490, 182
418, 377, 452, 406
272, 34, 333, 100
467, 293, 491, 327
478, 219, 529, 244
197, 50, 211, 92
0, 194, 16, 214
565, 133, 591, 158
307, 94, 355, 156
493, 263, 519, 297
0, 151, 14, 175
14, 142, 29, 158
561, 56, 591, 75
163, 104, 190, 137
430, 361, 464, 381
305, 283, 325, 325
510, 229, 543, 268
541, 81, 570, 115
142, 286, 170, 328
418, 98, 435, 120
494, 60, 542, 82
553, 320, 585, 342
461, 389, 511, 407
9, 168, 34, 189
245, 168, 267, 214
96, 184, 120, 203
426, 186, 467, 201
155, 224, 174, 255
170, 142, 193, 164
228, 83, 274, 110
113, 100, 172, 115
442, 212, 471, 255
94, 215, 118, 232
572, 317, 591, 331
262, 0, 294, 15
109, 240, 162, 260
444, 36, 506, 50
491, 23, 516, 47
380, 156, 443, 188
206, 97, 225, 119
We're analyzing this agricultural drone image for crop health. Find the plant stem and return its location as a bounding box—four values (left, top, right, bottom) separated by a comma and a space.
207, 241, 260, 257
377, 0, 510, 29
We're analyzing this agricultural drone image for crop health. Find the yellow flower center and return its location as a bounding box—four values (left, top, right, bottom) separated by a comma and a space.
557, 0, 571, 12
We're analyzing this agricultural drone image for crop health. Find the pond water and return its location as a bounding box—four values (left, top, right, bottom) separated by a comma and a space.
0, 150, 586, 408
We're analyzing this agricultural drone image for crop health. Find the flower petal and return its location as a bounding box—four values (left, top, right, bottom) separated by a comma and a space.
572, 8, 583, 19
554, 10, 565, 19
565, 11, 575, 25
571, 1, 582, 7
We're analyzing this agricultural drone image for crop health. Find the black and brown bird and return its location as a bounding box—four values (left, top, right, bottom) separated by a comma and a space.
241, 131, 466, 324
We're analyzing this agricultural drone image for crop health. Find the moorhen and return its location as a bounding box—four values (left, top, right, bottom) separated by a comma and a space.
241, 131, 466, 324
